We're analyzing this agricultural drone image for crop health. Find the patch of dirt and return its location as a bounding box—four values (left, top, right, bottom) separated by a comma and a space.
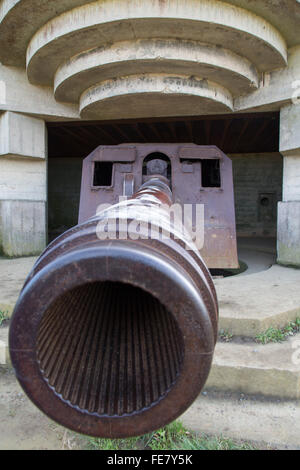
0, 368, 84, 450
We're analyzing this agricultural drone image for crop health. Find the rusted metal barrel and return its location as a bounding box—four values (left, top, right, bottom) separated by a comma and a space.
9, 177, 218, 438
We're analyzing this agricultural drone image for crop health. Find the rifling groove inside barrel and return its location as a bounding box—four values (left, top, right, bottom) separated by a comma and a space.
36, 281, 185, 417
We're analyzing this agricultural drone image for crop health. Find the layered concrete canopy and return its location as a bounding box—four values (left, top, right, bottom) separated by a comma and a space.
0, 0, 299, 119
0, 0, 299, 261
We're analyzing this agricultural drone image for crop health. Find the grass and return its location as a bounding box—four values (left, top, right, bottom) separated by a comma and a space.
256, 318, 300, 344
219, 329, 234, 342
86, 421, 255, 451
0, 310, 9, 327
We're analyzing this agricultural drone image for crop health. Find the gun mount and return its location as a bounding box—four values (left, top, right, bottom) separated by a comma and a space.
9, 144, 237, 438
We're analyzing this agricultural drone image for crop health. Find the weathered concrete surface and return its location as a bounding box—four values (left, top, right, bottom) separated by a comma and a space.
0, 256, 36, 314
0, 327, 9, 365
80, 74, 233, 120
0, 112, 47, 257
215, 264, 300, 337
0, 112, 46, 201
0, 112, 46, 159
277, 202, 300, 267
22, 0, 288, 115
280, 104, 300, 154
277, 105, 300, 267
55, 39, 258, 103
182, 391, 300, 450
236, 237, 276, 275
0, 201, 46, 257
26, 0, 287, 86
0, 0, 298, 120
0, 159, 46, 201
1, 366, 299, 449
0, 0, 94, 66
206, 334, 300, 400
0, 0, 298, 69
0, 0, 297, 121
0, 368, 82, 450
282, 150, 300, 202
0, 65, 79, 121
235, 45, 300, 112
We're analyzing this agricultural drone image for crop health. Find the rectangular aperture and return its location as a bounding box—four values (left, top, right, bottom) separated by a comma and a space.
201, 159, 221, 188
93, 162, 113, 187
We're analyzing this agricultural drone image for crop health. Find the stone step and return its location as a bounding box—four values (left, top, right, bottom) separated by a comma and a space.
181, 390, 300, 450
2, 324, 299, 400
0, 326, 9, 367
206, 333, 300, 400
215, 264, 300, 337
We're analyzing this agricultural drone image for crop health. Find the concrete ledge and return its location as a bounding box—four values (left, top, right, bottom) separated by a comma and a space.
206, 334, 300, 400
181, 391, 300, 450
2, 0, 299, 70
55, 39, 258, 104
215, 264, 300, 337
80, 74, 233, 120
0, 112, 46, 159
26, 0, 287, 87
0, 326, 10, 367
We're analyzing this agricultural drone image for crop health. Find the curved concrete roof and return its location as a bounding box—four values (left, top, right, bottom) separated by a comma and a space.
26, 1, 287, 85
80, 74, 234, 119
0, 0, 298, 119
0, 0, 298, 66
54, 39, 259, 103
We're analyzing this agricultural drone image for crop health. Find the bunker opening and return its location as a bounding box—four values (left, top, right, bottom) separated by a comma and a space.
93, 162, 113, 187
47, 112, 281, 273
143, 152, 172, 180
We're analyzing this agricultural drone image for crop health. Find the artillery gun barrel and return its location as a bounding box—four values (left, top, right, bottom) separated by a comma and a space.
9, 177, 218, 438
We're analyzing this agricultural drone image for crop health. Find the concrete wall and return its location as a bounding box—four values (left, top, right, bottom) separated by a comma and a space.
0, 63, 79, 120
278, 201, 300, 265
277, 103, 300, 267
0, 200, 46, 257
0, 111, 47, 256
230, 153, 283, 237
48, 157, 83, 241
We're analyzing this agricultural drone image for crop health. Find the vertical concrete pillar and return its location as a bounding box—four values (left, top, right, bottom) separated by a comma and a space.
0, 111, 47, 257
278, 104, 300, 266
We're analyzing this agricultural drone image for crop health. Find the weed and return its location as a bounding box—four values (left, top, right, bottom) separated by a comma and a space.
256, 318, 300, 344
219, 329, 233, 342
86, 421, 255, 451
0, 310, 9, 327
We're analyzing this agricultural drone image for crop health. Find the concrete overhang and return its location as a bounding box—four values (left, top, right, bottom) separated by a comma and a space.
79, 74, 234, 120
0, 0, 299, 119
0, 0, 298, 67
54, 39, 259, 104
